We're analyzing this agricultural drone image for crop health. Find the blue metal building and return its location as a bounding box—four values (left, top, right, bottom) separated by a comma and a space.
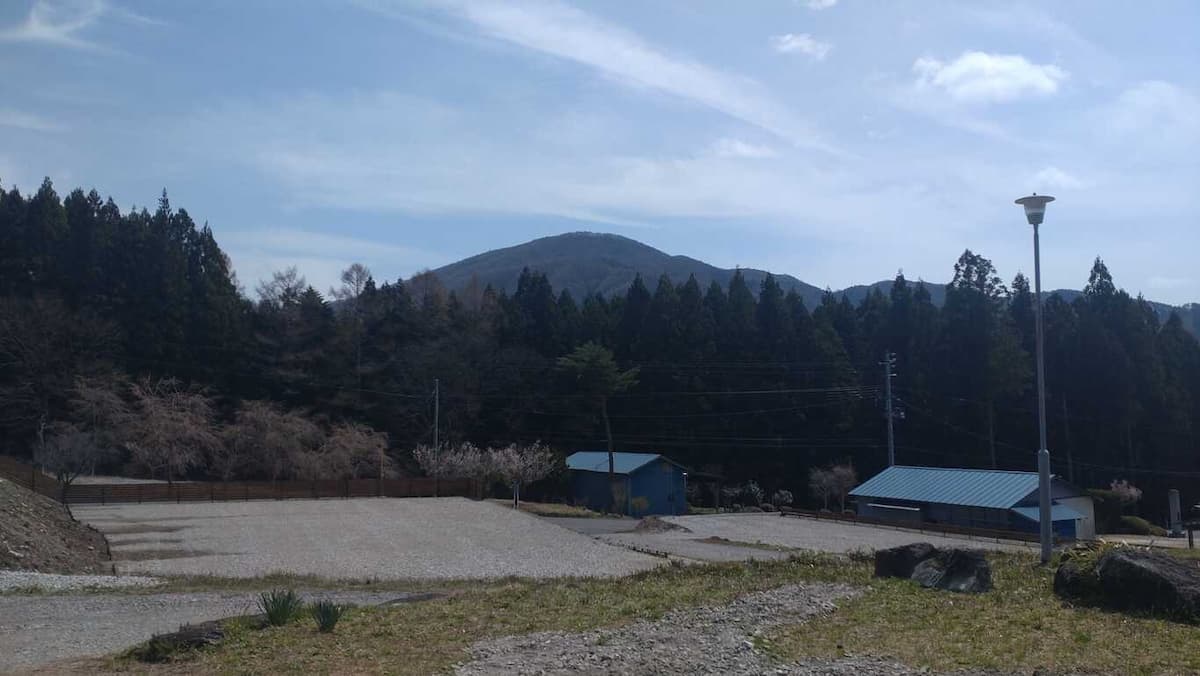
850, 466, 1095, 539
566, 452, 687, 517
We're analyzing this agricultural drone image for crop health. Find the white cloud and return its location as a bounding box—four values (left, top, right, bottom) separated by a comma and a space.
0, 0, 161, 50
770, 33, 831, 61
1032, 166, 1084, 190
1103, 81, 1200, 147
0, 108, 62, 132
805, 0, 838, 10
913, 51, 1068, 103
384, 0, 837, 153
709, 138, 777, 159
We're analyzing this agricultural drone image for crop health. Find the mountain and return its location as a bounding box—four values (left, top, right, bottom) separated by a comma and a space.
430, 232, 827, 306
428, 232, 1199, 332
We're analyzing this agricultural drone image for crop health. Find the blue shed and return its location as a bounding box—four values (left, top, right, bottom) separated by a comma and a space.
566, 452, 687, 517
849, 466, 1095, 539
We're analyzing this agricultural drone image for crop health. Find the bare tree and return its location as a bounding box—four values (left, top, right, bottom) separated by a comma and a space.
330, 263, 373, 392
224, 400, 324, 481
830, 464, 858, 512
126, 378, 220, 484
34, 423, 109, 501
488, 442, 559, 508
320, 421, 389, 479
69, 374, 131, 473
255, 267, 307, 311
808, 467, 835, 510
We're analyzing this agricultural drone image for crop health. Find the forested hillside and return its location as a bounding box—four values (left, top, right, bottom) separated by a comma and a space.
2, 179, 1198, 521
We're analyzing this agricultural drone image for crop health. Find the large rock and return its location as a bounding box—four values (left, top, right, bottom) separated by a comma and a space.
874, 542, 991, 593
873, 542, 937, 579
1057, 546, 1200, 621
911, 548, 992, 593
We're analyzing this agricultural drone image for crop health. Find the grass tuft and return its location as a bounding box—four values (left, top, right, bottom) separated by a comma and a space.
258, 588, 304, 626
310, 599, 348, 633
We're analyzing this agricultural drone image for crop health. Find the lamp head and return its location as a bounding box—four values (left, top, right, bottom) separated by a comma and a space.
1015, 193, 1055, 226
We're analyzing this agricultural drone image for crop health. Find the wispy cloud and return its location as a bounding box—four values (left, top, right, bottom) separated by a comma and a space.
770, 33, 831, 61
1032, 166, 1085, 190
913, 52, 1067, 104
220, 227, 449, 291
805, 0, 838, 10
709, 138, 777, 159
0, 108, 62, 132
0, 0, 161, 50
376, 0, 838, 154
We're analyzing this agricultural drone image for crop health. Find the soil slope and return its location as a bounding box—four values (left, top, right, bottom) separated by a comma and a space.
0, 478, 110, 574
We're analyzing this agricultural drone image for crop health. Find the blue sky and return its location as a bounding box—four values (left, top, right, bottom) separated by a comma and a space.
1, 0, 1197, 304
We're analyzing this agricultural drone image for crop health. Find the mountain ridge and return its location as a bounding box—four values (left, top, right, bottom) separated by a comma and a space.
428, 232, 1198, 333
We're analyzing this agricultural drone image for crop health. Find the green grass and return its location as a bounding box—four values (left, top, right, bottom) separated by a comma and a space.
763, 551, 1200, 675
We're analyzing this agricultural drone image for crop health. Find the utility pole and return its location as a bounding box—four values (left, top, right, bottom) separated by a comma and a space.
882, 351, 897, 466
433, 378, 440, 449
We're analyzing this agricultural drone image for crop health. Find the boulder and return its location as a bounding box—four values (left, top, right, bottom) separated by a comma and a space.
1056, 547, 1200, 621
874, 542, 991, 593
874, 542, 937, 579
911, 548, 992, 593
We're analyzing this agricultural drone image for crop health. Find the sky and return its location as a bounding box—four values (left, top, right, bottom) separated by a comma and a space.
1, 0, 1198, 304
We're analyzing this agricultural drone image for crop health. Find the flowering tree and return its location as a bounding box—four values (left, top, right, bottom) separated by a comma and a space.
1110, 479, 1143, 508
413, 442, 486, 495
830, 464, 858, 512
487, 442, 559, 507
808, 468, 835, 510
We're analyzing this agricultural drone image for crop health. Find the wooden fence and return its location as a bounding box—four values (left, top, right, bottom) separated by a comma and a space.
0, 455, 473, 505
778, 505, 1071, 545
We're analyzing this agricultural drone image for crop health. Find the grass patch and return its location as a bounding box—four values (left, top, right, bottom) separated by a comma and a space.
695, 536, 797, 552
764, 551, 1200, 675
168, 554, 864, 675
490, 500, 614, 518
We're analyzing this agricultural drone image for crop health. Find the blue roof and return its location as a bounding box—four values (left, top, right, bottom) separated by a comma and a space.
566, 452, 670, 475
849, 466, 1042, 509
1011, 504, 1084, 523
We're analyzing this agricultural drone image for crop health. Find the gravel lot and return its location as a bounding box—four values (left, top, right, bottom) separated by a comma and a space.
653, 514, 1032, 555
0, 589, 411, 672
74, 498, 661, 581
457, 583, 1002, 675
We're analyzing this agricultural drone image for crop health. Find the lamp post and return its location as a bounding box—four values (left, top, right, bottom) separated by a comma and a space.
1015, 193, 1055, 564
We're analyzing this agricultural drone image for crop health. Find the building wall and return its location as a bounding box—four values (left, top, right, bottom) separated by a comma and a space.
1058, 496, 1096, 539
569, 471, 630, 514
628, 458, 686, 517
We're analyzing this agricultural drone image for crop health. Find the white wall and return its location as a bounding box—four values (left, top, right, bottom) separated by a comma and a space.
1060, 495, 1096, 540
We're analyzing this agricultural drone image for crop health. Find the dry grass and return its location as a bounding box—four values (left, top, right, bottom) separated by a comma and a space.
490, 500, 613, 519
763, 551, 1200, 675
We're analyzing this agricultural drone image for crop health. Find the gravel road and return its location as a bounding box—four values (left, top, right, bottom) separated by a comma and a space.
74, 498, 661, 580
457, 582, 1004, 675
0, 589, 409, 672
0, 571, 160, 593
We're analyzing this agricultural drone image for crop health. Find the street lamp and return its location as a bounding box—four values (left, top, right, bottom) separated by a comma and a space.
1015, 193, 1055, 563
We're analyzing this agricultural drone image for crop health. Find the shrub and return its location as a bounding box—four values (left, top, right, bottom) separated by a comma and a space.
1088, 489, 1125, 533
761, 503, 776, 512
1117, 515, 1168, 537
259, 589, 304, 627
309, 599, 346, 633
740, 481, 764, 507
771, 489, 794, 506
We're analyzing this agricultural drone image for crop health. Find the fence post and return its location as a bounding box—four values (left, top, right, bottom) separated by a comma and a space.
101, 486, 106, 506
138, 484, 142, 504
210, 483, 214, 502
176, 483, 180, 504
312, 479, 317, 500
344, 478, 349, 499
245, 484, 249, 501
